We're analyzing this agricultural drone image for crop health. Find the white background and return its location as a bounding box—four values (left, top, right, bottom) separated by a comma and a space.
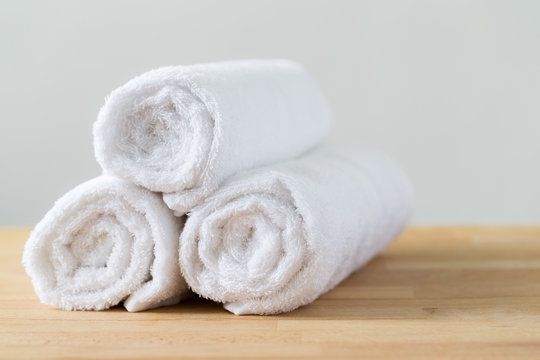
1, 0, 539, 225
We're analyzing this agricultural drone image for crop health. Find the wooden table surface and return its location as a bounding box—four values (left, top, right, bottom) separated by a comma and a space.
1, 227, 540, 359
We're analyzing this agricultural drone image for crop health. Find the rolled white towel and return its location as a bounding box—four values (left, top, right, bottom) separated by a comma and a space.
93, 59, 332, 215
179, 144, 414, 315
22, 176, 189, 312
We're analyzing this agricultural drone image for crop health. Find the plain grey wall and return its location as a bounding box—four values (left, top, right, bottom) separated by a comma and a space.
1, 0, 539, 226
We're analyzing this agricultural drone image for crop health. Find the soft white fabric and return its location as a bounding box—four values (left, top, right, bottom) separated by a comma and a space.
22, 176, 190, 312
93, 59, 332, 215
179, 144, 414, 315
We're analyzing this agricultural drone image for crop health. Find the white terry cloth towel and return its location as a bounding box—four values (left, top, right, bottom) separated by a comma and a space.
22, 176, 190, 312
93, 59, 333, 215
179, 144, 414, 315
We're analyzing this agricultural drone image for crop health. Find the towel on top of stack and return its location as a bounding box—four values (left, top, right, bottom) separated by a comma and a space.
23, 59, 413, 315
93, 59, 333, 215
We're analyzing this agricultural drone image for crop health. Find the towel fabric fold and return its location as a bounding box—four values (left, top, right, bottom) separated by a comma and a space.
93, 59, 333, 215
22, 176, 190, 312
179, 144, 414, 315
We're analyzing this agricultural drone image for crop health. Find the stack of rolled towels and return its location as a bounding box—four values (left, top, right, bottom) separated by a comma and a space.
23, 60, 414, 315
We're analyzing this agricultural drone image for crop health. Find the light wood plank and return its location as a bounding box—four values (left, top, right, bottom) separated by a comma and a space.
1, 227, 540, 359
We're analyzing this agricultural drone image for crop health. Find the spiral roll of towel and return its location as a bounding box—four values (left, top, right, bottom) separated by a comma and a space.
179, 144, 414, 315
93, 59, 333, 214
22, 176, 190, 312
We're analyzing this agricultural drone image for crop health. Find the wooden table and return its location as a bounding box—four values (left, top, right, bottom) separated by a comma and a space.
1, 227, 540, 359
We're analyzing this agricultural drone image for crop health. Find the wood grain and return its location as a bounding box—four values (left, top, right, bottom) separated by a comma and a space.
1, 227, 540, 359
